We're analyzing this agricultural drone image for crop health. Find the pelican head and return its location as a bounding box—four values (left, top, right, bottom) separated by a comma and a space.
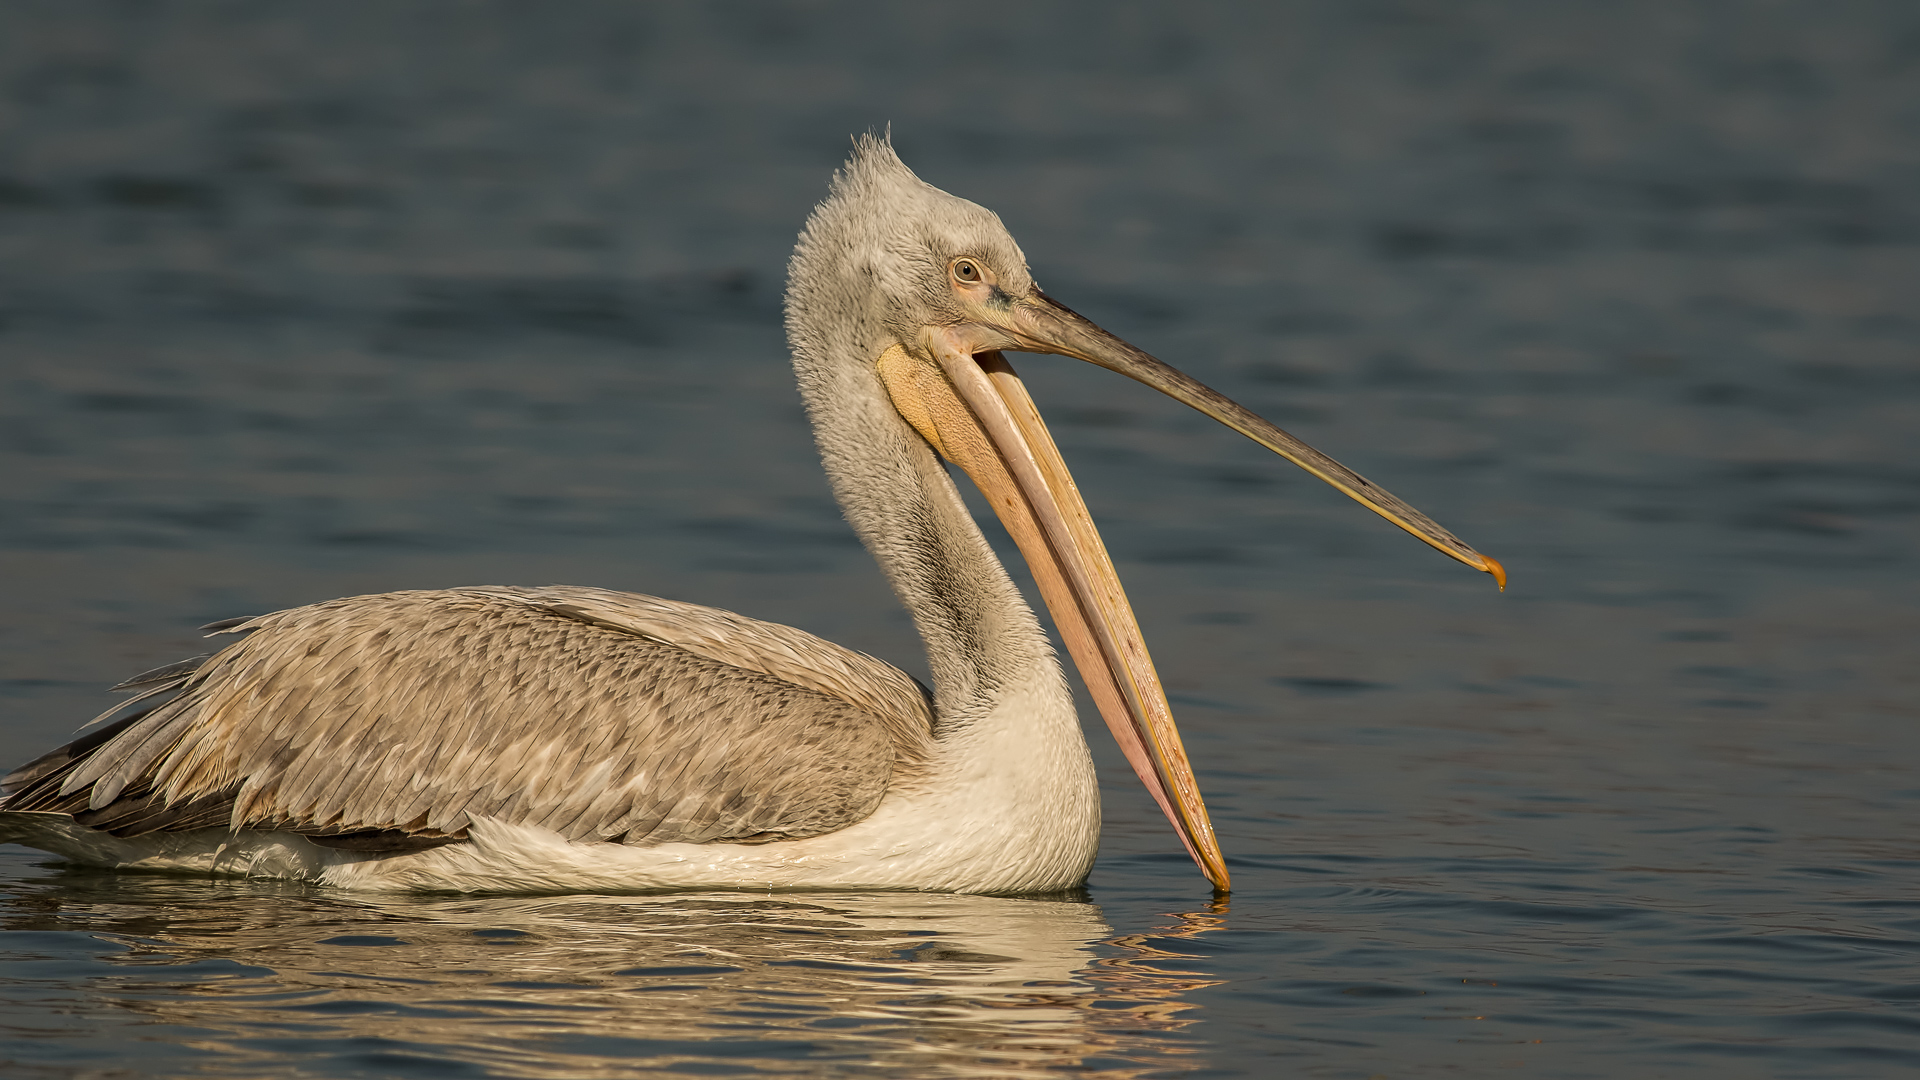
787, 136, 1502, 892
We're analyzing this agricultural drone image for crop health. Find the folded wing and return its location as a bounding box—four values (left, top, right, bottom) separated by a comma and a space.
3, 587, 934, 852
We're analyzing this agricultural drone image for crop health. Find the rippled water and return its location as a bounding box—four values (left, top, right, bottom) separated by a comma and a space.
2, 2, 1918, 1076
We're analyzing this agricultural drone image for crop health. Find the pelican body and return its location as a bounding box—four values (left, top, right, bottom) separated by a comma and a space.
0, 138, 1500, 894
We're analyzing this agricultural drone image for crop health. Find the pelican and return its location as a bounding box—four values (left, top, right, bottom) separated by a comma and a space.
0, 137, 1501, 894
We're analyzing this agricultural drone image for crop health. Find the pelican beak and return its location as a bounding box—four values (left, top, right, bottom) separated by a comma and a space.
1003, 290, 1506, 586
881, 329, 1230, 891
877, 291, 1499, 894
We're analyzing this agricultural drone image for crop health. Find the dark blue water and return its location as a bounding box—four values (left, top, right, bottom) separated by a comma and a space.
2, 2, 1917, 1076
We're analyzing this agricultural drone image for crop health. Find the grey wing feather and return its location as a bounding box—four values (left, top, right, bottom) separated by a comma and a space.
110, 656, 211, 692
5, 588, 935, 850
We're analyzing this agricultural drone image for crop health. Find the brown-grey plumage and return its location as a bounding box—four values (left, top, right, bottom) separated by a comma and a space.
5, 587, 933, 851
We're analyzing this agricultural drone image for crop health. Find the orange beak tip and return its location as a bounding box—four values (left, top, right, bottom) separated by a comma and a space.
1482, 554, 1507, 592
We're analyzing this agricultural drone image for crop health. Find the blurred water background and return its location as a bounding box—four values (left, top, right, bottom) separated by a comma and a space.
1, 1, 1917, 1076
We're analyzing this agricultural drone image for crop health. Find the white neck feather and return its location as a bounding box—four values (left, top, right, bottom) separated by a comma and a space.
789, 324, 1064, 733
785, 335, 1100, 870
781, 137, 1099, 858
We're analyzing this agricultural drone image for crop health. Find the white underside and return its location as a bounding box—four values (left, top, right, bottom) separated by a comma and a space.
2, 671, 1103, 895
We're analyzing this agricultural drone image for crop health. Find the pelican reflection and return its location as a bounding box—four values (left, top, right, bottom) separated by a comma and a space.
2, 869, 1226, 1077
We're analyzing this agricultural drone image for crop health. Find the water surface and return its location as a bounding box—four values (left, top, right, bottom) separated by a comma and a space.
2, 3, 1917, 1076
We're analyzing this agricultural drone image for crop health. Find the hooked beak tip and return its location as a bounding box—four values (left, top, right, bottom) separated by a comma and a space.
1482, 554, 1507, 592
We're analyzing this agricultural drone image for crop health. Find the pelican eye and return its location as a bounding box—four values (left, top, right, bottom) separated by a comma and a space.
952, 259, 982, 283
